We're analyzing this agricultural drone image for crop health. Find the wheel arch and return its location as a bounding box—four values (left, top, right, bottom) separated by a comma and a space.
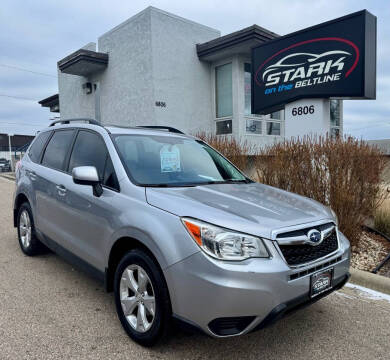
13, 193, 30, 227
106, 236, 167, 293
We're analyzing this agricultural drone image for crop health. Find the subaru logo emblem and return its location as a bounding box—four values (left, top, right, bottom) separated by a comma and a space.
307, 229, 322, 245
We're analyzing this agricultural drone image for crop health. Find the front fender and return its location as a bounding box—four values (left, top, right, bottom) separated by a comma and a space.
105, 205, 200, 270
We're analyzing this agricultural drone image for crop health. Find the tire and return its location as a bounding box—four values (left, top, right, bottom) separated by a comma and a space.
114, 249, 172, 347
17, 202, 44, 256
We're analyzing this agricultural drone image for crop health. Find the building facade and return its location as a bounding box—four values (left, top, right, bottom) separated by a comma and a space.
40, 7, 342, 148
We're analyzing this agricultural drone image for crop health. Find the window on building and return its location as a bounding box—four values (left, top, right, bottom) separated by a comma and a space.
245, 62, 281, 121
244, 63, 251, 115
215, 63, 232, 118
246, 119, 262, 134
270, 111, 282, 120
216, 120, 232, 135
330, 100, 340, 126
330, 100, 341, 138
330, 128, 340, 138
41, 130, 75, 171
267, 122, 281, 135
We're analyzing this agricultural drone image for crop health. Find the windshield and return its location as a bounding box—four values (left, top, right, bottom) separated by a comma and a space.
113, 134, 249, 187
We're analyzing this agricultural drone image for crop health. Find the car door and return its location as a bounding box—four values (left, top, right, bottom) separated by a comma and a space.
57, 129, 120, 270
20, 130, 52, 224
36, 129, 76, 246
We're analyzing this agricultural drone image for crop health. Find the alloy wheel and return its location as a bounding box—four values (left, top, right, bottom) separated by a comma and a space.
120, 264, 156, 333
19, 210, 32, 249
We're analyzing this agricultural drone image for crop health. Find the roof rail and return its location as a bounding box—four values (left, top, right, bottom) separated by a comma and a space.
136, 126, 184, 134
49, 118, 102, 127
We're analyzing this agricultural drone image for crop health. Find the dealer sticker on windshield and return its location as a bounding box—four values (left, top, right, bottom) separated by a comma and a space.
310, 268, 333, 298
160, 145, 181, 173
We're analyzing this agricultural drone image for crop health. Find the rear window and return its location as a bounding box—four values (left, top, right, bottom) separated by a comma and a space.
41, 130, 75, 171
28, 131, 52, 163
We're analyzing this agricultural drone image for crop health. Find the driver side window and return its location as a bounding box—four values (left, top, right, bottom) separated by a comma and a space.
68, 130, 119, 191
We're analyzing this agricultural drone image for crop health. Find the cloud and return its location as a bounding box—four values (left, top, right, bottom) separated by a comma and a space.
0, 0, 389, 138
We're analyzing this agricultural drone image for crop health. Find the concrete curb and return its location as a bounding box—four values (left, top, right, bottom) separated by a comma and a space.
0, 175, 14, 183
350, 267, 390, 296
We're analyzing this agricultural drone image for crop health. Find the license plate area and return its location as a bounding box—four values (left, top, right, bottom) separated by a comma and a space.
310, 268, 333, 298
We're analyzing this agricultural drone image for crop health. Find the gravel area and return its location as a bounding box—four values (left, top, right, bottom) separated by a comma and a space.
351, 230, 390, 277
1, 177, 390, 359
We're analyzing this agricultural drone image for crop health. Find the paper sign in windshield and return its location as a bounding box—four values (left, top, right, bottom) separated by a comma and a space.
160, 145, 181, 172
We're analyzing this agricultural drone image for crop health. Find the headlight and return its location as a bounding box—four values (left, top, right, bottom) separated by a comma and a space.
181, 218, 269, 261
330, 208, 338, 226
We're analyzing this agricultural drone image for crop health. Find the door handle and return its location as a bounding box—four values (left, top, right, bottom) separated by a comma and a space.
56, 184, 67, 196
27, 170, 37, 181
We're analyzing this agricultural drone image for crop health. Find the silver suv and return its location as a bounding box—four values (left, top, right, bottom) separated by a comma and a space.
13, 119, 350, 346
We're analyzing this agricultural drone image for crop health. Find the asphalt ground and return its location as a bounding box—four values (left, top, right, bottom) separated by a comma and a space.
1, 177, 389, 360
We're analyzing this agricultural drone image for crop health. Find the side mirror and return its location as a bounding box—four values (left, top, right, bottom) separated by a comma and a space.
72, 166, 103, 197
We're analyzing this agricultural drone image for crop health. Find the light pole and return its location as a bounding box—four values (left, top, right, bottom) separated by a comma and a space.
8, 133, 13, 172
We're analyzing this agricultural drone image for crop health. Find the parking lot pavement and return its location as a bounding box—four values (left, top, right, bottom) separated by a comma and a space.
1, 178, 390, 360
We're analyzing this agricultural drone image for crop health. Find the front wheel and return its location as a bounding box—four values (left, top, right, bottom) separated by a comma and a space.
114, 249, 172, 346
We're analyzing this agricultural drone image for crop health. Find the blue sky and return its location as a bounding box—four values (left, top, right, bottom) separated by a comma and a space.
0, 0, 389, 138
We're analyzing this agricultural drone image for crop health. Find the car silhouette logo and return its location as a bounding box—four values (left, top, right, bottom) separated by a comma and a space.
307, 229, 322, 245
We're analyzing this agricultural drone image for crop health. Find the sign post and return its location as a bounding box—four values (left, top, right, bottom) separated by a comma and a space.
284, 99, 330, 139
8, 133, 14, 172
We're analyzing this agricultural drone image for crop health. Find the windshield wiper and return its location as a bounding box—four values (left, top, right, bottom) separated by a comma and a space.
200, 179, 253, 185
143, 183, 197, 188
224, 179, 253, 183
143, 179, 253, 187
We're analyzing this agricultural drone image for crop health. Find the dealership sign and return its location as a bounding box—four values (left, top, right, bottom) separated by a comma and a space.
252, 10, 377, 114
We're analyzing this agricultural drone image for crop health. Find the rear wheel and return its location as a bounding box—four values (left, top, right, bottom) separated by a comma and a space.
17, 202, 44, 256
114, 249, 172, 346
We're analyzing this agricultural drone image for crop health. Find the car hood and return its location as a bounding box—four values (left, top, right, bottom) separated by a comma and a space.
145, 182, 334, 239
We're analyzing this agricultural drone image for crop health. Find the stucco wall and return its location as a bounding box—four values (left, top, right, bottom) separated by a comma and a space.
97, 9, 154, 127
58, 42, 97, 120
150, 9, 219, 134
58, 7, 220, 131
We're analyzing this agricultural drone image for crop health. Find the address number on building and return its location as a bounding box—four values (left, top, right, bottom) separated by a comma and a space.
292, 105, 315, 116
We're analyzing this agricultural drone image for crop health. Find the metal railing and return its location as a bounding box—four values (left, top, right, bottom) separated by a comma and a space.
364, 225, 390, 273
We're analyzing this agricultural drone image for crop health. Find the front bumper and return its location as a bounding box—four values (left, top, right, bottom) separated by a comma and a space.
164, 230, 350, 337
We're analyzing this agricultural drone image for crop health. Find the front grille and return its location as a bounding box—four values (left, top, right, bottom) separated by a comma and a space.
289, 256, 342, 280
278, 230, 338, 266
